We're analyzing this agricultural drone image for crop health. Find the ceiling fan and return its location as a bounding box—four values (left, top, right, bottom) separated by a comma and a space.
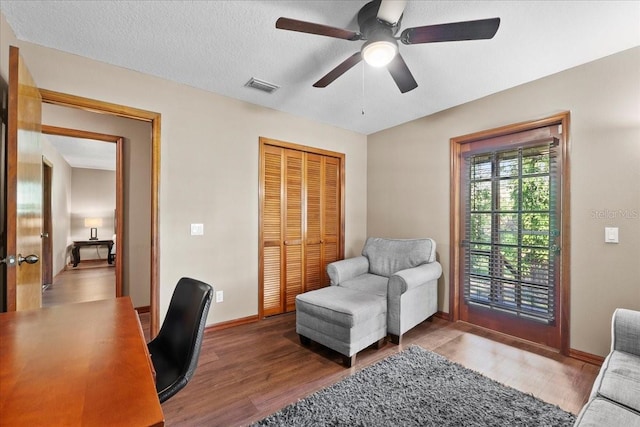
276, 0, 500, 93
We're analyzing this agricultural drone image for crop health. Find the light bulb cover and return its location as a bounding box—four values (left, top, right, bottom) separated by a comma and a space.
362, 40, 398, 67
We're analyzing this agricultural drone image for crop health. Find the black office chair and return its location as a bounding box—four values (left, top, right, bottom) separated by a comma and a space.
147, 277, 213, 403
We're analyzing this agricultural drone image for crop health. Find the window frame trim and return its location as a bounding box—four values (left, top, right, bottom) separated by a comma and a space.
449, 112, 571, 355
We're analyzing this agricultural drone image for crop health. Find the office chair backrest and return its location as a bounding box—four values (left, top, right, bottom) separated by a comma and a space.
149, 277, 213, 403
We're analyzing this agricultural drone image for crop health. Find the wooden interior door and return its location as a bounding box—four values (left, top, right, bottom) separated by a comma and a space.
320, 155, 341, 286
261, 144, 284, 316
304, 154, 340, 292
304, 153, 323, 292
283, 149, 303, 312
6, 46, 43, 311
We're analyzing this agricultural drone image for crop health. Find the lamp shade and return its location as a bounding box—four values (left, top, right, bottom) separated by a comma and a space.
84, 218, 103, 228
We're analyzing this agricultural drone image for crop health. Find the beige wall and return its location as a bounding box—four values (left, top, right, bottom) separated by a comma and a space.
0, 12, 368, 324
368, 47, 640, 357
69, 167, 116, 259
41, 135, 72, 277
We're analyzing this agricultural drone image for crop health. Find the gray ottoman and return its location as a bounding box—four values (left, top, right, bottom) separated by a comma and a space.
295, 286, 387, 367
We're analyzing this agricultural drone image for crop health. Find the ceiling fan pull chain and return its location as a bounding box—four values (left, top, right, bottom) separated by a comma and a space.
361, 62, 365, 116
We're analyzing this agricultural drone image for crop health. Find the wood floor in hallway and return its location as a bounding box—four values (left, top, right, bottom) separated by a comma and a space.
42, 261, 115, 308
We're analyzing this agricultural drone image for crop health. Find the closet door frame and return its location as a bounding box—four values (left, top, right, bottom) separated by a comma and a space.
258, 137, 345, 319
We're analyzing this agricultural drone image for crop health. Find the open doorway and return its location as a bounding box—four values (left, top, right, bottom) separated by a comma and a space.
39, 89, 161, 336
40, 125, 123, 307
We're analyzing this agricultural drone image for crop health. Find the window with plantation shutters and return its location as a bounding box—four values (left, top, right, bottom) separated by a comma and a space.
259, 138, 344, 317
451, 114, 570, 352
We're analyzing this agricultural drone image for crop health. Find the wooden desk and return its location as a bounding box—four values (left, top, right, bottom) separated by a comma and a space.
71, 239, 114, 267
0, 298, 164, 426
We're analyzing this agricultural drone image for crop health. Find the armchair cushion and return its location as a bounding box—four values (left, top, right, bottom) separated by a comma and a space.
362, 237, 434, 277
340, 273, 388, 296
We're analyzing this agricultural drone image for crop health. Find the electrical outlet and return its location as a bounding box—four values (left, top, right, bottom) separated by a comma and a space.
215, 290, 223, 303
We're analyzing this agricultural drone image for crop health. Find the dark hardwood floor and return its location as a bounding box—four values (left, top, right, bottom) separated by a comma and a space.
44, 267, 598, 426
138, 311, 600, 427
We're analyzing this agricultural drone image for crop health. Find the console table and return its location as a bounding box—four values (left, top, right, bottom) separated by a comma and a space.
0, 297, 164, 426
72, 239, 114, 267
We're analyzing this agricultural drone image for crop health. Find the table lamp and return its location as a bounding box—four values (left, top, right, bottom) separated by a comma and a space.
84, 218, 103, 240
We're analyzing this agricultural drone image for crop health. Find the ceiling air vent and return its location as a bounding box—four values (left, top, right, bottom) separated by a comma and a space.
245, 77, 279, 94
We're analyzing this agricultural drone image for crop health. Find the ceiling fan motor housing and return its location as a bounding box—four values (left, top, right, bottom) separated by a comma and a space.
358, 0, 403, 40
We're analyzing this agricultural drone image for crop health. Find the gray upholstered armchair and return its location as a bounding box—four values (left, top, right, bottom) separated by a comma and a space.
327, 237, 442, 344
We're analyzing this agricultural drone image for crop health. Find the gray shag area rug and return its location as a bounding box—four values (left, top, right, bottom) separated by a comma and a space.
252, 345, 575, 427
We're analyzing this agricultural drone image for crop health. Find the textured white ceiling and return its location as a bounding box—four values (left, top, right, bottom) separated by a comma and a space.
45, 134, 116, 171
2, 1, 639, 135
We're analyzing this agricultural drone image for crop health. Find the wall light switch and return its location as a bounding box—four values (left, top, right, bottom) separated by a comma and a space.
605, 227, 619, 243
190, 223, 204, 236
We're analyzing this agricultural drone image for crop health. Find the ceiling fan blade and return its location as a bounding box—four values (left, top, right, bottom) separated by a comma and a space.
387, 53, 417, 93
313, 52, 363, 88
377, 0, 407, 25
276, 17, 362, 41
400, 17, 501, 45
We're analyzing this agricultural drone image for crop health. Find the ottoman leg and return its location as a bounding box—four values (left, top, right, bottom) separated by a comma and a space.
389, 334, 401, 345
299, 334, 311, 346
375, 337, 386, 349
343, 354, 356, 368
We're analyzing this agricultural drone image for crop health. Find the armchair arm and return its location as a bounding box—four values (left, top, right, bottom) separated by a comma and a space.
388, 262, 442, 297
611, 308, 640, 356
326, 256, 369, 285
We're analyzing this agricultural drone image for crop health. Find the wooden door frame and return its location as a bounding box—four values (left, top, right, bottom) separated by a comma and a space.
41, 157, 53, 288
41, 125, 124, 297
0, 75, 7, 311
449, 112, 571, 354
38, 89, 161, 337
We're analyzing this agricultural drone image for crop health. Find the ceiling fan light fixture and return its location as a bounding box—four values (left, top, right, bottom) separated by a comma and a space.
362, 40, 397, 67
